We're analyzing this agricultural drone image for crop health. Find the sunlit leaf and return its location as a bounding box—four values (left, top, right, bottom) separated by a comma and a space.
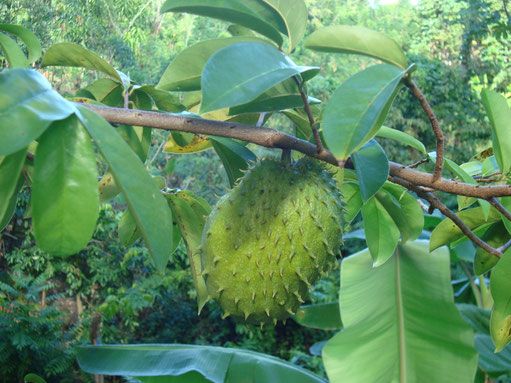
293, 302, 342, 330
323, 241, 478, 383
322, 64, 409, 161
490, 248, 511, 352
376, 126, 426, 154
157, 36, 272, 92
0, 69, 74, 156
304, 25, 408, 69
42, 43, 122, 82
481, 89, 511, 175
32, 115, 99, 256
200, 42, 318, 113
161, 0, 287, 47
0, 24, 41, 64
0, 31, 27, 67
164, 134, 212, 154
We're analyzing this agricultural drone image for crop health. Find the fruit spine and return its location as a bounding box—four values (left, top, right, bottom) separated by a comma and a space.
200, 158, 344, 326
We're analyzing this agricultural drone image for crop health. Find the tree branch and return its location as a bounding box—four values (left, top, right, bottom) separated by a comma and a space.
488, 197, 511, 222
405, 79, 444, 183
79, 103, 511, 199
389, 175, 502, 258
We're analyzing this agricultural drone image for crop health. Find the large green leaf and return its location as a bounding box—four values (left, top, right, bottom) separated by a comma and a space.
293, 302, 342, 330
322, 64, 408, 161
473, 222, 508, 275
361, 194, 400, 266
32, 115, 99, 256
41, 43, 122, 82
76, 106, 174, 271
323, 241, 478, 383
481, 89, 511, 175
229, 77, 315, 115
76, 344, 327, 383
376, 126, 426, 154
304, 25, 408, 69
261, 0, 307, 53
165, 191, 210, 311
0, 24, 42, 65
210, 137, 256, 187
161, 0, 286, 47
430, 206, 501, 251
351, 139, 389, 202
0, 69, 74, 156
490, 248, 511, 352
157, 36, 271, 92
83, 78, 123, 106
0, 33, 26, 68
200, 42, 318, 113
0, 148, 27, 230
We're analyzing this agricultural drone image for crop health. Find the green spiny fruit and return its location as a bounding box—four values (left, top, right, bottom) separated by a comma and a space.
199, 157, 344, 326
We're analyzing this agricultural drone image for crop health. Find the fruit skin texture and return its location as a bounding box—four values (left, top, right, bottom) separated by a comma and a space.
200, 157, 344, 325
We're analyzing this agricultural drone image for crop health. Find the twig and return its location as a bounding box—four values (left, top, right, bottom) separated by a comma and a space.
389, 175, 502, 258
79, 103, 511, 199
407, 158, 429, 169
293, 76, 324, 155
487, 197, 511, 222
405, 79, 444, 182
498, 238, 511, 254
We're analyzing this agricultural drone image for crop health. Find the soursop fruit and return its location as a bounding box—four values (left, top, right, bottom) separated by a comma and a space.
200, 158, 344, 325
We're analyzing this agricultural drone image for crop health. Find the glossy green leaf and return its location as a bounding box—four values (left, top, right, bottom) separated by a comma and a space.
490, 248, 511, 352
304, 25, 408, 69
380, 182, 424, 243
41, 43, 122, 82
135, 85, 185, 112
261, 0, 307, 53
200, 42, 318, 113
118, 209, 142, 247
23, 374, 47, 383
166, 191, 210, 311
481, 89, 511, 175
0, 33, 27, 68
323, 241, 478, 383
83, 78, 123, 106
0, 24, 42, 64
430, 207, 501, 251
351, 139, 388, 202
340, 181, 362, 223
0, 69, 75, 156
500, 196, 511, 234
161, 0, 286, 47
0, 148, 26, 231
210, 137, 256, 187
376, 126, 426, 154
77, 344, 327, 383
293, 302, 342, 330
361, 195, 400, 266
229, 77, 314, 115
322, 64, 408, 161
76, 105, 174, 271
228, 24, 256, 37
157, 36, 271, 92
32, 115, 99, 256
474, 222, 508, 275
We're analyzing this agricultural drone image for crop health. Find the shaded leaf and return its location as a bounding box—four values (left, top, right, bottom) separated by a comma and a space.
0, 31, 27, 67
76, 106, 174, 271
481, 89, 511, 175
77, 344, 327, 383
430, 207, 501, 251
200, 42, 318, 113
293, 302, 342, 330
361, 195, 400, 266
32, 115, 99, 256
0, 148, 26, 230
304, 25, 408, 69
118, 209, 142, 247
340, 181, 362, 223
83, 78, 123, 106
490, 248, 511, 352
322, 64, 408, 161
0, 69, 74, 156
161, 0, 286, 47
457, 303, 490, 334
210, 137, 257, 187
476, 334, 511, 379
474, 222, 508, 275
135, 85, 185, 112
323, 241, 478, 383
351, 139, 388, 202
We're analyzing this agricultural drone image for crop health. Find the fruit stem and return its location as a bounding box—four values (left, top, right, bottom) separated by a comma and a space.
281, 149, 292, 164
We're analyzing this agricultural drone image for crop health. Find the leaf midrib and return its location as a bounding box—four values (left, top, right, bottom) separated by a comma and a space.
395, 247, 407, 382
